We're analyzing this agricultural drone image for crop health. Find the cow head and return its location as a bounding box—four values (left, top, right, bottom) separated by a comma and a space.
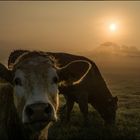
98, 96, 118, 125
0, 51, 89, 132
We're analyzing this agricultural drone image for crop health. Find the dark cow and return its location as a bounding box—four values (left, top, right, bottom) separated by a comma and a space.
48, 52, 118, 125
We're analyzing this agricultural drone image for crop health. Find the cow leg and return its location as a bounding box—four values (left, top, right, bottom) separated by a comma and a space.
90, 102, 98, 114
59, 94, 67, 112
90, 102, 101, 122
78, 96, 88, 126
66, 98, 74, 122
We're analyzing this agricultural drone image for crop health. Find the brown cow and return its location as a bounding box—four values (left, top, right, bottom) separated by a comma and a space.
0, 51, 89, 140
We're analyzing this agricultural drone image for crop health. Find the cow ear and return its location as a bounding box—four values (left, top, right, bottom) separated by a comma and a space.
108, 96, 118, 103
0, 63, 13, 83
8, 50, 29, 68
57, 60, 91, 86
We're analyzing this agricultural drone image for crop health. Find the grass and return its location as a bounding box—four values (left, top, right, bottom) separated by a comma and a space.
48, 73, 140, 140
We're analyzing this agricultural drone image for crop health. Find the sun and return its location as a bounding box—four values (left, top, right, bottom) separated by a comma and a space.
109, 23, 117, 32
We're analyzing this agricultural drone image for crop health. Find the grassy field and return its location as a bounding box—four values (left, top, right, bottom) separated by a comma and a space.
48, 73, 140, 140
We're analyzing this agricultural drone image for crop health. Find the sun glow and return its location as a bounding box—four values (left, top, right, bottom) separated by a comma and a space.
101, 19, 122, 42
109, 23, 117, 32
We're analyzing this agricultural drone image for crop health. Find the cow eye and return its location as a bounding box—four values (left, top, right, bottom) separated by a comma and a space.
14, 78, 22, 86
52, 76, 58, 84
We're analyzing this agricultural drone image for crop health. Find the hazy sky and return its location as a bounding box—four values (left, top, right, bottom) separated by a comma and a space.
0, 1, 140, 56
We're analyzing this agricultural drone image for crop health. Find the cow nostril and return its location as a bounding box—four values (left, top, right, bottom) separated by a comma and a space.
26, 106, 34, 117
44, 104, 52, 114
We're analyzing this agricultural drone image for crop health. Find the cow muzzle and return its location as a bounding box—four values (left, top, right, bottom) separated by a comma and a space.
24, 103, 56, 131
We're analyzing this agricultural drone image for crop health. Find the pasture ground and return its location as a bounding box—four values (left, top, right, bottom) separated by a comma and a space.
48, 73, 140, 140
